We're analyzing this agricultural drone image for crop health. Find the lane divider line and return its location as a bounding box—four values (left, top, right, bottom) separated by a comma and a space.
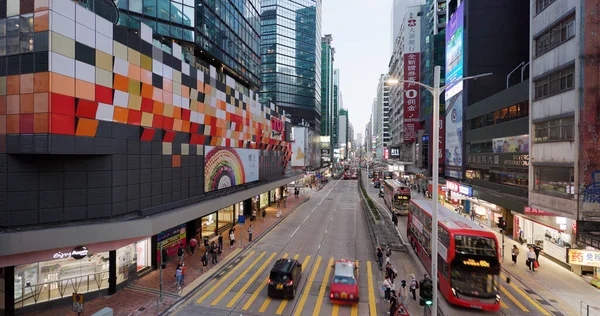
501, 274, 550, 315
195, 251, 256, 304
500, 285, 528, 312
259, 253, 289, 312
313, 257, 334, 316
293, 256, 322, 316
210, 251, 266, 306
275, 254, 304, 315
226, 252, 277, 308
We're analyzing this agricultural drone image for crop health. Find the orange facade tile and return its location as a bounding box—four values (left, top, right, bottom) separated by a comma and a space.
172, 155, 181, 167
163, 78, 173, 92
34, 10, 49, 32
181, 120, 190, 133
128, 64, 141, 81
0, 115, 5, 134
7, 75, 19, 95
140, 69, 152, 84
75, 118, 99, 137
34, 0, 49, 11
75, 80, 95, 101
113, 107, 129, 123
20, 74, 34, 94
33, 113, 48, 133
152, 101, 164, 115
196, 80, 204, 93
20, 94, 34, 113
50, 73, 74, 96
172, 106, 181, 119
152, 87, 162, 101
181, 86, 189, 99
33, 93, 48, 113
162, 91, 172, 104
0, 96, 5, 115
173, 118, 182, 131
141, 83, 153, 99
113, 74, 129, 92
7, 114, 19, 133
6, 95, 19, 114
34, 72, 49, 92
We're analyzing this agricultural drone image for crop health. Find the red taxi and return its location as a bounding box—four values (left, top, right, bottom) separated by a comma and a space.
329, 259, 359, 304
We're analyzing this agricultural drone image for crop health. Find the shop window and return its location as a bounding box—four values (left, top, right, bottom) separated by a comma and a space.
117, 244, 136, 284
534, 166, 575, 197
534, 117, 574, 143
135, 238, 152, 272
217, 206, 234, 226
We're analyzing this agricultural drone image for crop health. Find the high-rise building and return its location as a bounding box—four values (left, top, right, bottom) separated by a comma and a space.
338, 109, 349, 159
332, 69, 341, 149
321, 34, 335, 137
390, 0, 424, 52
372, 74, 389, 158
0, 1, 295, 313
260, 0, 323, 132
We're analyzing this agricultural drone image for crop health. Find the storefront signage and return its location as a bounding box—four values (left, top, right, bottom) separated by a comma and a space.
446, 181, 459, 192
384, 148, 389, 160
568, 249, 600, 267
445, 181, 472, 197
157, 224, 186, 262
53, 246, 89, 260
271, 117, 284, 134
462, 258, 491, 268
467, 153, 529, 167
389, 146, 401, 158
524, 206, 557, 216
583, 170, 600, 203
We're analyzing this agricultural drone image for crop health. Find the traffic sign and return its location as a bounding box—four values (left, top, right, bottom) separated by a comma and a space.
238, 215, 245, 224
394, 302, 409, 316
72, 293, 84, 313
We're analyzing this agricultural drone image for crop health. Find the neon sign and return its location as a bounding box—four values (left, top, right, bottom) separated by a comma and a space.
462, 258, 490, 267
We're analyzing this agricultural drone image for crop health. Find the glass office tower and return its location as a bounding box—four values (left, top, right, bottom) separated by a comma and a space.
115, 0, 261, 88
260, 0, 322, 133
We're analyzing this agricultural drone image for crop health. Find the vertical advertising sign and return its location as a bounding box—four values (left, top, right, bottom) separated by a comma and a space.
444, 3, 464, 179
430, 116, 445, 165
402, 8, 421, 143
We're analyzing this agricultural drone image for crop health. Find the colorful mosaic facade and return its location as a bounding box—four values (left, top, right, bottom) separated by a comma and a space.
0, 0, 292, 226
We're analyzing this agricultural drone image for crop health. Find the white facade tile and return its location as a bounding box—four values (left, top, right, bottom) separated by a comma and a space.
140, 22, 152, 43
75, 60, 95, 83
113, 57, 129, 77
95, 15, 113, 38
51, 0, 76, 20
163, 65, 173, 80
75, 3, 95, 30
50, 52, 75, 77
152, 59, 163, 76
172, 42, 182, 60
50, 11, 75, 40
96, 103, 115, 122
76, 23, 95, 48
96, 33, 112, 55
113, 90, 129, 108
181, 62, 190, 76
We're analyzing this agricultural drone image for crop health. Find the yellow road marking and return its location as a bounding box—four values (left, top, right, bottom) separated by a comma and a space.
351, 304, 358, 316
500, 299, 509, 309
259, 253, 289, 312
332, 303, 339, 316
195, 250, 256, 304
502, 274, 550, 315
366, 261, 377, 316
500, 286, 528, 311
276, 255, 306, 315
312, 257, 334, 316
211, 251, 266, 306
293, 256, 322, 316
226, 252, 277, 308
171, 279, 216, 316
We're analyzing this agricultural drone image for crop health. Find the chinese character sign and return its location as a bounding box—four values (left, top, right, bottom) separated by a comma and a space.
402, 9, 421, 54
403, 53, 420, 143
568, 249, 600, 267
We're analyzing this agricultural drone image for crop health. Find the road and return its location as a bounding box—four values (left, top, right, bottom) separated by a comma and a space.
362, 173, 562, 316
168, 179, 387, 316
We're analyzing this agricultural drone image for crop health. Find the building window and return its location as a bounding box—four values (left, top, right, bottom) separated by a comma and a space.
534, 117, 574, 142
534, 166, 574, 197
535, 14, 575, 56
534, 66, 574, 100
466, 101, 528, 131
536, 0, 557, 13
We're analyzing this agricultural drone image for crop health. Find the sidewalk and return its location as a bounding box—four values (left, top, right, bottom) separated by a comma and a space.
25, 191, 313, 316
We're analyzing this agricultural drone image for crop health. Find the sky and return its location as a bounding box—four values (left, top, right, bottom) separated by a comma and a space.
322, 0, 392, 138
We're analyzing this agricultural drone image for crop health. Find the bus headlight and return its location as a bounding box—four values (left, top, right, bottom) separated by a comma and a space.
451, 288, 458, 298
496, 294, 501, 302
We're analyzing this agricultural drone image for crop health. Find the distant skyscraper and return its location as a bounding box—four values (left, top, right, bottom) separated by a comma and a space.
321, 35, 335, 137
332, 69, 341, 148
260, 0, 322, 132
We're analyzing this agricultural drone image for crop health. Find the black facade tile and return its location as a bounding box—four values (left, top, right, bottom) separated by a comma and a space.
8, 191, 38, 211
140, 154, 151, 169
6, 55, 19, 75
34, 134, 49, 154
96, 121, 112, 138
112, 201, 127, 215
140, 197, 152, 209
19, 134, 34, 153
111, 138, 127, 154
64, 189, 86, 207
64, 171, 87, 189
172, 143, 180, 155
75, 41, 95, 66
88, 187, 112, 205
113, 26, 128, 46
140, 168, 151, 183
140, 141, 152, 154
152, 73, 163, 89
181, 178, 189, 191
162, 156, 171, 168
172, 179, 181, 191
34, 51, 49, 72
112, 123, 128, 139
64, 206, 86, 221
112, 170, 126, 186
127, 184, 140, 200
162, 51, 171, 67
126, 125, 139, 139
151, 168, 162, 182
127, 139, 140, 155
9, 210, 38, 226
34, 31, 49, 52
127, 154, 140, 170
126, 29, 140, 51
39, 172, 64, 190
152, 130, 162, 142
88, 171, 111, 188
7, 173, 38, 192
140, 182, 151, 198
113, 185, 127, 202
161, 193, 171, 203
151, 154, 162, 168
151, 141, 162, 155
127, 199, 140, 212
112, 154, 127, 170
87, 156, 111, 171
94, 137, 112, 154
162, 180, 171, 193
127, 169, 140, 185
64, 157, 87, 171
74, 136, 95, 154
162, 167, 171, 180
39, 208, 64, 223
181, 189, 189, 199
151, 194, 161, 206
50, 135, 75, 154
151, 181, 161, 196
0, 57, 6, 76
20, 53, 34, 74
87, 204, 112, 219
0, 172, 5, 192
171, 167, 180, 179
39, 190, 63, 208
172, 190, 180, 201
140, 41, 152, 56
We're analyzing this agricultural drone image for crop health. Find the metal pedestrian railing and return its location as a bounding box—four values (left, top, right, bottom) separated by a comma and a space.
581, 301, 600, 316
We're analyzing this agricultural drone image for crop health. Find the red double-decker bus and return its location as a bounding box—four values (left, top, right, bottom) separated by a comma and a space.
383, 180, 411, 215
407, 199, 501, 311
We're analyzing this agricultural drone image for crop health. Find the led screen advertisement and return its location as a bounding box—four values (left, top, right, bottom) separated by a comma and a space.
204, 146, 259, 192
445, 3, 464, 179
291, 127, 307, 167
492, 135, 529, 153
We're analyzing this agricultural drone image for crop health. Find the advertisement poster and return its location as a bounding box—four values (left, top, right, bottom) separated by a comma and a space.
445, 3, 464, 101
492, 135, 529, 153
445, 93, 463, 179
307, 129, 320, 167
291, 127, 306, 167
157, 224, 186, 263
403, 53, 421, 143
204, 146, 259, 192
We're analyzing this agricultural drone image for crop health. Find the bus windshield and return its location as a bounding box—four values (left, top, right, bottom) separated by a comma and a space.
451, 267, 499, 298
454, 235, 497, 257
393, 194, 410, 209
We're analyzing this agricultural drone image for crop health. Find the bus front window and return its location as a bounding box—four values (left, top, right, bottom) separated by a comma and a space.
451, 269, 499, 298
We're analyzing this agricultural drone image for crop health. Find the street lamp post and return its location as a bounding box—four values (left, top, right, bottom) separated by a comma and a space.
387, 66, 491, 315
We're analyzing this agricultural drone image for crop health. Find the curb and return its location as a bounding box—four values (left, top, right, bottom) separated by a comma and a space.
161, 195, 311, 315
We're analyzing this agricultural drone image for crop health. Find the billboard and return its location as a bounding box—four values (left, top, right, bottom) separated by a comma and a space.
445, 3, 464, 179
402, 7, 421, 143
445, 3, 464, 101
492, 135, 529, 153
389, 146, 401, 158
430, 116, 445, 165
204, 146, 259, 192
291, 126, 307, 167
307, 128, 320, 167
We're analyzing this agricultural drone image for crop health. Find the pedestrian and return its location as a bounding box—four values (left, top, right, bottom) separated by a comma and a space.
511, 245, 520, 264
389, 290, 398, 315
230, 229, 236, 248
392, 213, 398, 226
376, 246, 384, 269
385, 254, 391, 267
399, 280, 407, 305
210, 241, 218, 264
201, 251, 208, 266
385, 244, 392, 257
470, 211, 475, 221
175, 264, 183, 289
248, 225, 253, 242
526, 246, 537, 272
251, 209, 257, 221
383, 276, 392, 300
189, 236, 198, 256
533, 243, 543, 265
218, 233, 223, 254
409, 274, 418, 300
181, 262, 186, 285
177, 244, 185, 264
262, 209, 267, 221
518, 227, 525, 245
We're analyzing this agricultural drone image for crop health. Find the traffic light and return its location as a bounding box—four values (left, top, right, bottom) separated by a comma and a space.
161, 248, 169, 269
497, 216, 506, 231
419, 277, 433, 306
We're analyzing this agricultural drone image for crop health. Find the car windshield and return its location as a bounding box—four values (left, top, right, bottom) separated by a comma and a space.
333, 275, 356, 285
451, 269, 499, 297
